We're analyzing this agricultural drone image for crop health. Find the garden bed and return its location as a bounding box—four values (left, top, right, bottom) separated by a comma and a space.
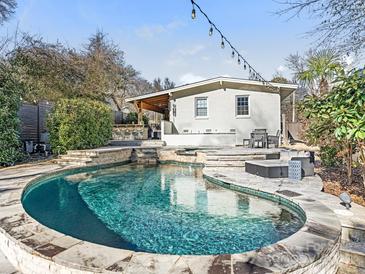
317, 165, 365, 207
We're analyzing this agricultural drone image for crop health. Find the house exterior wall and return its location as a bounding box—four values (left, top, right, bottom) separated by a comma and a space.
168, 88, 281, 146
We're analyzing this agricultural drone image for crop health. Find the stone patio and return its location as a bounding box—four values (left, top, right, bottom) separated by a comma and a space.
0, 147, 364, 273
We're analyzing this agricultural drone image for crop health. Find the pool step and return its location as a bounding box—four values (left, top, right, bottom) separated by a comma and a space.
339, 241, 365, 273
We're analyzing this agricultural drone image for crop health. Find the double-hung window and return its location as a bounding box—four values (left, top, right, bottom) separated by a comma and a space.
195, 97, 208, 117
236, 96, 249, 116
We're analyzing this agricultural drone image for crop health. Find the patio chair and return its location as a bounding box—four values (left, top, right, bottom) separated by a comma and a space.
250, 131, 268, 148
268, 130, 280, 148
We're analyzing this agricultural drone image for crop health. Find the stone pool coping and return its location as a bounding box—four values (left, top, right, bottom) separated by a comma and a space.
0, 161, 342, 274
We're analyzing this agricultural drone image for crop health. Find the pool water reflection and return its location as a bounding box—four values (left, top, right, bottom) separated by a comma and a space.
22, 164, 304, 255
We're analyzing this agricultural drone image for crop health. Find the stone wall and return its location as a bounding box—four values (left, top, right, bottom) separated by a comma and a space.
92, 149, 132, 165
158, 149, 206, 164
112, 125, 148, 141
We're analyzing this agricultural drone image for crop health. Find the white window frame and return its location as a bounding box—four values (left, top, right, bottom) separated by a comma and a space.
195, 97, 208, 118
235, 95, 250, 118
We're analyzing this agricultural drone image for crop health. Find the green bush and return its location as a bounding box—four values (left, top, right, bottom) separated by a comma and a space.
319, 145, 340, 167
48, 98, 113, 154
0, 65, 24, 164
125, 112, 149, 126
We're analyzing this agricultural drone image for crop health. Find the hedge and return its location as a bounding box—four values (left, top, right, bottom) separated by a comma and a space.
0, 65, 24, 165
48, 98, 113, 154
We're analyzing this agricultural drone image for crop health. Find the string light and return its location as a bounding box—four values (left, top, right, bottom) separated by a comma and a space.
209, 25, 213, 36
191, 2, 196, 19
189, 0, 276, 90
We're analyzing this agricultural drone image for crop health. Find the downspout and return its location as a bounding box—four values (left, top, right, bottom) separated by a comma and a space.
292, 89, 296, 123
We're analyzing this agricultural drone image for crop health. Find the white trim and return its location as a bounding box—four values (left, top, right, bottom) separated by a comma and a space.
235, 95, 250, 118
195, 96, 208, 118
125, 76, 298, 102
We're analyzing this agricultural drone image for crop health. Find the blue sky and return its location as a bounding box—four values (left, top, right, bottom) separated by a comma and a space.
1, 0, 322, 84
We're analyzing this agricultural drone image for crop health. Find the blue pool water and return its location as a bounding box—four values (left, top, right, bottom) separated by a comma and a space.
22, 164, 304, 255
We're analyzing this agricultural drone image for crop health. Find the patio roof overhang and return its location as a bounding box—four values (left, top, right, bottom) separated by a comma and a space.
126, 77, 298, 118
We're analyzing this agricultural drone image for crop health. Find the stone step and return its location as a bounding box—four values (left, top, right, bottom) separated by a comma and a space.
134, 152, 158, 156
205, 161, 245, 167
340, 242, 365, 269
57, 160, 91, 166
206, 155, 260, 161
66, 151, 98, 157
59, 156, 94, 162
109, 140, 165, 147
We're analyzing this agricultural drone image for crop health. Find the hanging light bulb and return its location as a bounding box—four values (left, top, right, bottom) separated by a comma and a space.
243, 62, 247, 70
238, 57, 241, 65
209, 25, 213, 36
221, 36, 225, 49
231, 49, 235, 58
191, 5, 196, 19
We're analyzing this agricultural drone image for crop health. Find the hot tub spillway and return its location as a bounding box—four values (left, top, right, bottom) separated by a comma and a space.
131, 148, 159, 164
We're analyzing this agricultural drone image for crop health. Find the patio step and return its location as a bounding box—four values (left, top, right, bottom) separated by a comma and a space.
109, 140, 165, 147
57, 160, 93, 166
205, 161, 246, 167
206, 155, 266, 161
339, 241, 365, 272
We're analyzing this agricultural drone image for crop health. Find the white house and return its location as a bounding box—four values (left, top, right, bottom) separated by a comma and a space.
126, 77, 297, 146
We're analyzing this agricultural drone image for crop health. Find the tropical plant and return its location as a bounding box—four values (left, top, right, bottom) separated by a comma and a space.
286, 49, 344, 95
48, 98, 113, 154
300, 68, 365, 184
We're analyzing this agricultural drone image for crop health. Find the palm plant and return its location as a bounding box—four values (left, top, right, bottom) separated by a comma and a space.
287, 48, 344, 96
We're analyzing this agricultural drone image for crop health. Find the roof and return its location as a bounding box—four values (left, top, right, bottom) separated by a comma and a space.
126, 76, 298, 103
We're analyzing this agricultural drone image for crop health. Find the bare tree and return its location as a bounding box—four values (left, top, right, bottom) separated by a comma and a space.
0, 0, 16, 24
276, 0, 365, 54
153, 77, 175, 92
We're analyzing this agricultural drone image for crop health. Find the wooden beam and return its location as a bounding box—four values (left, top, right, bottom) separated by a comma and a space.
140, 101, 165, 114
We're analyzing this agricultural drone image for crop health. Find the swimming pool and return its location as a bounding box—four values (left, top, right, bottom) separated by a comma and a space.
22, 163, 304, 255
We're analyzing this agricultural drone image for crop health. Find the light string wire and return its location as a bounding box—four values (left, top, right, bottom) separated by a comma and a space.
190, 0, 276, 89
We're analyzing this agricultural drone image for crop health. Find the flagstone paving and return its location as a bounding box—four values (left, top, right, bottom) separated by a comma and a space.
0, 150, 363, 273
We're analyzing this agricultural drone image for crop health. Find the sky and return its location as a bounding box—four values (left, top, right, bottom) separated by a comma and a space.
0, 0, 324, 85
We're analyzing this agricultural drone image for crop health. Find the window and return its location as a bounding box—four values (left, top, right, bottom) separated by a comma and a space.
236, 96, 249, 116
195, 97, 208, 117
172, 104, 176, 117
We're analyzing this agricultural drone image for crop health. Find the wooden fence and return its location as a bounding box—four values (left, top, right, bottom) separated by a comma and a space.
18, 102, 124, 144
18, 101, 53, 143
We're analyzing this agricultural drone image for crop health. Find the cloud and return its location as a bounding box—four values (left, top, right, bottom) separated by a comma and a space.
166, 44, 206, 66
276, 65, 286, 73
178, 73, 205, 85
177, 44, 205, 56
135, 20, 185, 39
